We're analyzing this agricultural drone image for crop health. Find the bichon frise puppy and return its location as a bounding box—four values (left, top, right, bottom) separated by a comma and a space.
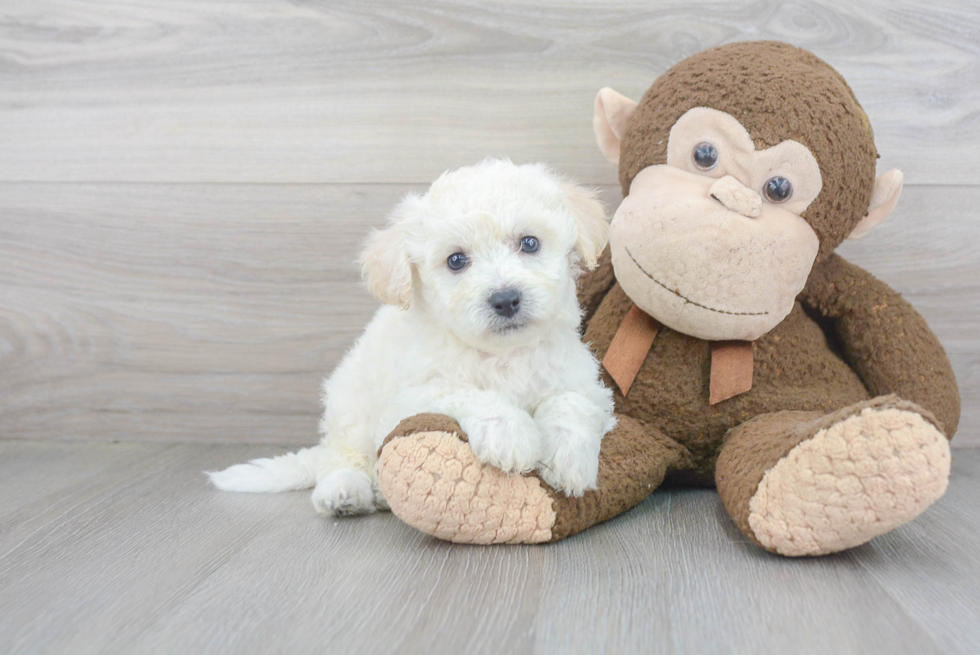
209, 159, 616, 516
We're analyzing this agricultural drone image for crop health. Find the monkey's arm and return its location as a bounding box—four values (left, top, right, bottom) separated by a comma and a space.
577, 246, 616, 328
799, 253, 960, 438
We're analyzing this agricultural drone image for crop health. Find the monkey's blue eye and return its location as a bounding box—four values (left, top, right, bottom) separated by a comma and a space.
520, 236, 540, 253
447, 252, 468, 271
764, 176, 793, 203
693, 142, 719, 170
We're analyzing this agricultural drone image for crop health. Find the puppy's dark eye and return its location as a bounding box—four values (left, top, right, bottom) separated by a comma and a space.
447, 252, 468, 271
693, 142, 719, 171
763, 176, 793, 203
520, 236, 540, 253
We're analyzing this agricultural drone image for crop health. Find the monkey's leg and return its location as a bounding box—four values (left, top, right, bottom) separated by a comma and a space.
376, 413, 691, 544
716, 396, 951, 557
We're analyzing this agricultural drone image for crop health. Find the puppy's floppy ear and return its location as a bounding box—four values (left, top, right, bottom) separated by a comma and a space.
358, 196, 419, 309
562, 183, 609, 270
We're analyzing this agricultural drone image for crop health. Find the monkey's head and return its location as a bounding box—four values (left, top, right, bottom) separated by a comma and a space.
594, 41, 903, 341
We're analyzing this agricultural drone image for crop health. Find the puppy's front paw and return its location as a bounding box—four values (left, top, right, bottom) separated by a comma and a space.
461, 413, 542, 475
312, 469, 377, 517
537, 425, 601, 497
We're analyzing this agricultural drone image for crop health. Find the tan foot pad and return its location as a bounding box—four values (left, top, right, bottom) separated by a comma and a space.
378, 431, 556, 544
748, 406, 951, 556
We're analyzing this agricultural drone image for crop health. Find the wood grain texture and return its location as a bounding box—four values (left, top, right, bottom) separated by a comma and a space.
1, 182, 976, 445
0, 440, 977, 655
0, 182, 401, 443
1, 0, 978, 185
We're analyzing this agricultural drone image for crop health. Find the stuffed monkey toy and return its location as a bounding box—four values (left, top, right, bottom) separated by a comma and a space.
373, 41, 961, 555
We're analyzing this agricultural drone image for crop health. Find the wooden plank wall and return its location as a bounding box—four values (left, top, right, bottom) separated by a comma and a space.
1, 0, 978, 445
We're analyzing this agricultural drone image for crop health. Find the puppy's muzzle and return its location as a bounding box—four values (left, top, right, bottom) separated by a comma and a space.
489, 288, 522, 318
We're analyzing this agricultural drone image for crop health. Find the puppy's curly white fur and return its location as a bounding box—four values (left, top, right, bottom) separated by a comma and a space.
209, 159, 616, 515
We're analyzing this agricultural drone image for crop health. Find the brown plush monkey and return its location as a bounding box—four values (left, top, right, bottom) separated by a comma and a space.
373, 42, 961, 555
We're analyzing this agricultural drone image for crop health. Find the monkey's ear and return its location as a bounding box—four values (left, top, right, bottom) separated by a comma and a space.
357, 197, 418, 308
593, 88, 638, 165
562, 183, 609, 270
848, 169, 904, 240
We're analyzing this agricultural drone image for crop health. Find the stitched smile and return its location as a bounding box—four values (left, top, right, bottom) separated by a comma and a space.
624, 247, 769, 317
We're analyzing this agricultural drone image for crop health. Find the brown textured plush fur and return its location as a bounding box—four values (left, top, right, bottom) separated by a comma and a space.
545, 415, 692, 541
619, 41, 878, 261
587, 278, 868, 483
555, 242, 958, 544
551, 235, 959, 544
579, 253, 959, 487
377, 41, 961, 550
801, 255, 960, 436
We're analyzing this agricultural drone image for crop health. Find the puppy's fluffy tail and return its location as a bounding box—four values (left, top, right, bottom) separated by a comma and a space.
208, 446, 322, 493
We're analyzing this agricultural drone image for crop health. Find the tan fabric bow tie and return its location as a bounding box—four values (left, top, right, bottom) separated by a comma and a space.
602, 303, 754, 405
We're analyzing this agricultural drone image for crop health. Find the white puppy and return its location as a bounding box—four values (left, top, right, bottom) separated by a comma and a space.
209, 159, 616, 516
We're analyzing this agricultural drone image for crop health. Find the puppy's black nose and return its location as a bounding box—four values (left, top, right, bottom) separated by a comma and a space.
489, 288, 522, 318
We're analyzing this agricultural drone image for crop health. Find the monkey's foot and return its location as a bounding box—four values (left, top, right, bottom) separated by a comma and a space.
377, 414, 557, 544
747, 400, 951, 557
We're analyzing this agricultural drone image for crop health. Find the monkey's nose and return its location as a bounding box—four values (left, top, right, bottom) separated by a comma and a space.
489, 288, 522, 318
709, 175, 762, 218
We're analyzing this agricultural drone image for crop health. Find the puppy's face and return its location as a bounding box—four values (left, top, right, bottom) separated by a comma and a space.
359, 160, 609, 351
417, 198, 575, 348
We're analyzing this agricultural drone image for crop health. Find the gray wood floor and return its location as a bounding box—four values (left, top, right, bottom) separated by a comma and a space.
1, 440, 978, 655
